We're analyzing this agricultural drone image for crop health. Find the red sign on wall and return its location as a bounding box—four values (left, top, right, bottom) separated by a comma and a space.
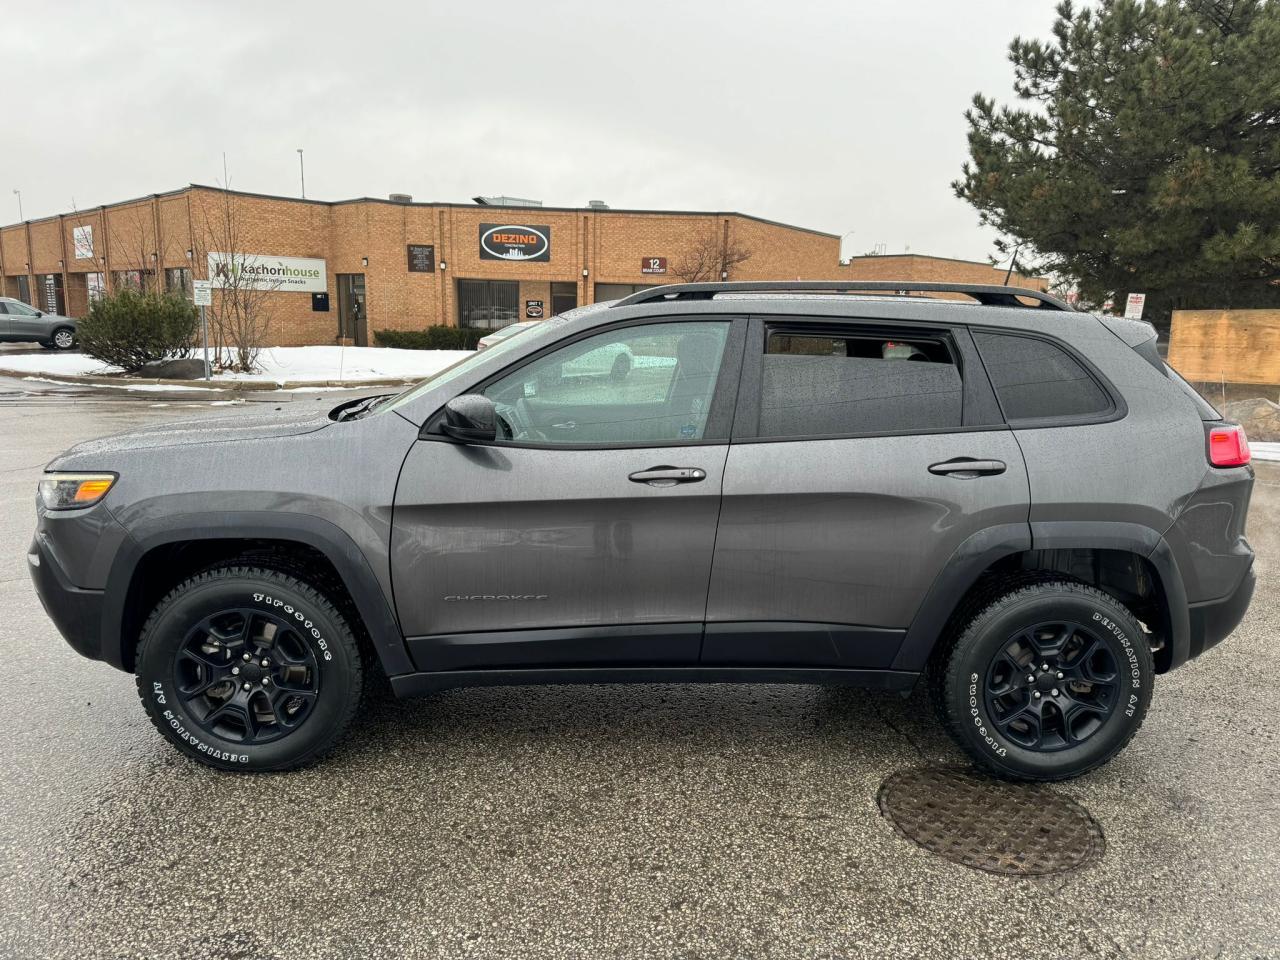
640, 257, 667, 275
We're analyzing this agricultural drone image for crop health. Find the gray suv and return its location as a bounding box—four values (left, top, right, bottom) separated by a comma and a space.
29, 282, 1256, 779
0, 297, 78, 349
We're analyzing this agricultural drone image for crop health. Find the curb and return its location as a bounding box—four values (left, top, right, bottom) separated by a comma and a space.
0, 367, 418, 392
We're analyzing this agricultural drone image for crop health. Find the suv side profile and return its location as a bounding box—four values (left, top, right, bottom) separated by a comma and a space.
0, 296, 78, 349
29, 282, 1255, 779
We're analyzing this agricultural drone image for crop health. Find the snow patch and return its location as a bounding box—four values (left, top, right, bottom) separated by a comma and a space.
0, 346, 472, 385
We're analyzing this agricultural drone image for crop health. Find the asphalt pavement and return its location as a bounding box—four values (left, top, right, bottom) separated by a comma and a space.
1, 383, 1277, 960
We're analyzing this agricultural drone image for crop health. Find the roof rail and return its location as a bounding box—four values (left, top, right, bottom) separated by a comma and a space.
610, 281, 1073, 311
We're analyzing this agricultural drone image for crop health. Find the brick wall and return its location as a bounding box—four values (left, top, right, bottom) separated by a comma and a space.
1, 187, 843, 345
843, 254, 1048, 297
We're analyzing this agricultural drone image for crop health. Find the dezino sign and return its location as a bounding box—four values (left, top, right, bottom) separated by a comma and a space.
479, 223, 551, 262
207, 253, 327, 292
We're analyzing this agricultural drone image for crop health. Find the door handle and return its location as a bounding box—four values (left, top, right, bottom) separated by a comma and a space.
628, 466, 707, 487
928, 458, 1007, 478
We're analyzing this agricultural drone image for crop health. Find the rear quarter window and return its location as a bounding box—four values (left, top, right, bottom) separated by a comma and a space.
973, 331, 1112, 423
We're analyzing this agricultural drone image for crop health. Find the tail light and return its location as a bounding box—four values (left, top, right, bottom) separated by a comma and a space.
1207, 423, 1250, 468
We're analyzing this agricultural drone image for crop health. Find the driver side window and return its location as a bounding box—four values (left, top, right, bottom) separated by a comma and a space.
482, 321, 731, 445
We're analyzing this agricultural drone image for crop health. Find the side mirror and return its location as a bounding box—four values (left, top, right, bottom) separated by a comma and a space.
440, 394, 497, 443
35, 310, 43, 318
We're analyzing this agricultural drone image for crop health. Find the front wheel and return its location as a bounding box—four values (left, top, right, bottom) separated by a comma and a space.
51, 327, 76, 350
135, 565, 363, 771
933, 580, 1153, 781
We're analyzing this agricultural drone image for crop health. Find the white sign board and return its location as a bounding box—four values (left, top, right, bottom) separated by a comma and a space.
192, 279, 213, 306
207, 253, 327, 293
1124, 292, 1146, 319
73, 225, 94, 259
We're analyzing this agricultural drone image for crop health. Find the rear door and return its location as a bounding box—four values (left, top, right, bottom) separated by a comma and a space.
703, 316, 1030, 669
391, 316, 745, 671
0, 302, 11, 339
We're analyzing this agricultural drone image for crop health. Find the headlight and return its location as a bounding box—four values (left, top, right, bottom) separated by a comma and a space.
38, 472, 117, 510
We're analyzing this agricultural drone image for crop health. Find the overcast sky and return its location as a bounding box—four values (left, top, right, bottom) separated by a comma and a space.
5, 0, 1061, 262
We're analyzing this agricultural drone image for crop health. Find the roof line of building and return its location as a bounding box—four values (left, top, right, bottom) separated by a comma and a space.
845, 252, 1025, 271
1, 184, 839, 239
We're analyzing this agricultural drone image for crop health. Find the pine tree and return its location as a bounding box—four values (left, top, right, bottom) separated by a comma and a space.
955, 0, 1280, 325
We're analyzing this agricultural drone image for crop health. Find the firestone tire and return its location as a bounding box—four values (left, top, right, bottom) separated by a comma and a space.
135, 565, 363, 771
933, 580, 1154, 782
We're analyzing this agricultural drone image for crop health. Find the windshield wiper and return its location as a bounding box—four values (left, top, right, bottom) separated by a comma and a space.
335, 394, 390, 422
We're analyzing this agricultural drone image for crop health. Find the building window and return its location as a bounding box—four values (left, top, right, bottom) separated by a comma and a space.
36, 274, 66, 315
111, 269, 152, 291
164, 267, 192, 296
457, 279, 519, 330
8, 275, 32, 304
87, 273, 105, 302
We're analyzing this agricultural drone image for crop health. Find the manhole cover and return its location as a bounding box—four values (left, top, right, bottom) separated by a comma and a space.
877, 766, 1104, 876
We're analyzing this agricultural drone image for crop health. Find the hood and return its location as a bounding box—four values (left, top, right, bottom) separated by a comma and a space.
48, 408, 331, 467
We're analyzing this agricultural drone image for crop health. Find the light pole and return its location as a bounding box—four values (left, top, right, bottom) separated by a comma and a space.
12, 189, 22, 221
297, 149, 306, 199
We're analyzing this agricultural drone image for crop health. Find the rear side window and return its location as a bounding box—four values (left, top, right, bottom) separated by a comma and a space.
973, 331, 1112, 422
757, 329, 963, 438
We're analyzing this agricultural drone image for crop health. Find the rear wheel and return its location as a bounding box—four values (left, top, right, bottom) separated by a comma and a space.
135, 565, 363, 771
933, 580, 1153, 781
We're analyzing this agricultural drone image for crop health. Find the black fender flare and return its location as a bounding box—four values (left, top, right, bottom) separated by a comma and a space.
891, 520, 1189, 672
100, 512, 413, 676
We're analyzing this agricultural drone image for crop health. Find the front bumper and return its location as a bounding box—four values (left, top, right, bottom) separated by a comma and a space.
1186, 563, 1256, 662
28, 533, 105, 662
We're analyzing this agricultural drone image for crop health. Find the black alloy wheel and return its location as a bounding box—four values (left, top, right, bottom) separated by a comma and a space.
983, 620, 1120, 751
175, 607, 321, 745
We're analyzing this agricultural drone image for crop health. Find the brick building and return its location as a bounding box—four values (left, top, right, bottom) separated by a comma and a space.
843, 253, 1048, 296
0, 186, 839, 346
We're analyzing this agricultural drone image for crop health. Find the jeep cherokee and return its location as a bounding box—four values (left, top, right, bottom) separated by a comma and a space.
29, 281, 1256, 779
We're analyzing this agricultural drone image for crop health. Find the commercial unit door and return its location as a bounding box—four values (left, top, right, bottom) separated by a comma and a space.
336, 274, 367, 345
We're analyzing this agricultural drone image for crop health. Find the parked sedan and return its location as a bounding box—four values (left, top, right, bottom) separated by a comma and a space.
0, 298, 77, 349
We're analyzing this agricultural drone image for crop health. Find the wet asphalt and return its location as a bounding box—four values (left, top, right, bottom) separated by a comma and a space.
1, 381, 1278, 960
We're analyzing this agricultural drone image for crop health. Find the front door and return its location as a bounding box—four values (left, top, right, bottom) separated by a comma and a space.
550, 281, 577, 317
391, 317, 744, 672
336, 274, 367, 346
704, 318, 1030, 669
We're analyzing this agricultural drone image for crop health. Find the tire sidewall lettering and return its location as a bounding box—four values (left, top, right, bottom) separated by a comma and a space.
1090, 610, 1144, 716
251, 592, 333, 661
151, 680, 249, 763
966, 672, 1008, 758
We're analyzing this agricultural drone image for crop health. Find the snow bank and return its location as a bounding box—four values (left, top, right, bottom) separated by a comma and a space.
0, 346, 472, 385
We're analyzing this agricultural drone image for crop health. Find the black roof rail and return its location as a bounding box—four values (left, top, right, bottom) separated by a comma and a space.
610, 280, 1073, 311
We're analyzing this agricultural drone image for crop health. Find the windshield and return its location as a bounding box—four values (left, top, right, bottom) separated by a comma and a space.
376, 323, 551, 416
